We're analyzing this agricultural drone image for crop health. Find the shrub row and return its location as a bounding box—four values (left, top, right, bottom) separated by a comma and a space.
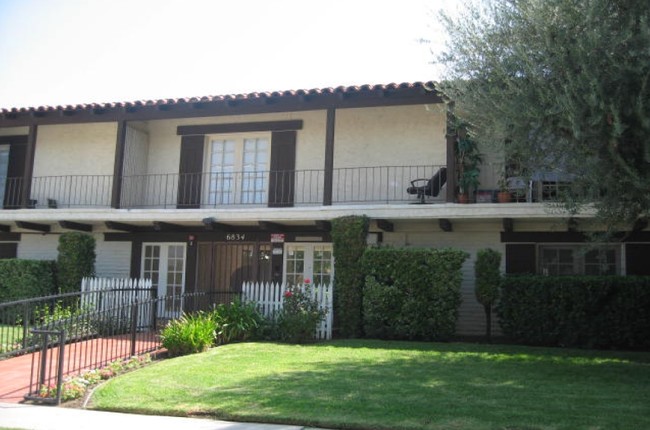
498, 275, 650, 349
361, 247, 468, 341
0, 259, 57, 303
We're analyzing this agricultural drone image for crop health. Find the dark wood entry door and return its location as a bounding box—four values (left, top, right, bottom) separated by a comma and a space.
197, 242, 272, 295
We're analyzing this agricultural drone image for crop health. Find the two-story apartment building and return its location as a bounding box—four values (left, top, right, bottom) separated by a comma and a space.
0, 81, 648, 336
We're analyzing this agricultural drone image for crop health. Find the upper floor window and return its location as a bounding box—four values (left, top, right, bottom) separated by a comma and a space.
539, 245, 619, 276
206, 134, 269, 205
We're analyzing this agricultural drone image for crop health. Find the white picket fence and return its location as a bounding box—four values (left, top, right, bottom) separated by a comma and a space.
241, 281, 334, 340
81, 277, 154, 327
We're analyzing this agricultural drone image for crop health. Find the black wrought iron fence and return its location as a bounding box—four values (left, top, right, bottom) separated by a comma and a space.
2, 289, 240, 404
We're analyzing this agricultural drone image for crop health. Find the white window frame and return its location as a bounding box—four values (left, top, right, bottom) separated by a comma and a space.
204, 132, 270, 206
538, 244, 621, 276
141, 242, 187, 317
283, 243, 334, 287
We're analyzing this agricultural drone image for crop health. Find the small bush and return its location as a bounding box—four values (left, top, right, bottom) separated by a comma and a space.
211, 299, 264, 344
498, 275, 650, 349
474, 248, 502, 341
275, 283, 327, 343
161, 312, 215, 357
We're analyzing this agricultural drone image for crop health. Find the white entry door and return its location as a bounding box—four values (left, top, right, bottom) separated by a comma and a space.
283, 243, 334, 286
142, 243, 186, 317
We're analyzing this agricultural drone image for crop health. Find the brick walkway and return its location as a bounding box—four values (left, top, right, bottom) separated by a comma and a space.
0, 333, 161, 403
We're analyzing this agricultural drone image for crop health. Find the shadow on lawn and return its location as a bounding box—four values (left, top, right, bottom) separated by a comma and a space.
194, 341, 650, 430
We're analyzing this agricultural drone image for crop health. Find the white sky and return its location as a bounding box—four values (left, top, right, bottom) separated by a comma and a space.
0, 0, 462, 109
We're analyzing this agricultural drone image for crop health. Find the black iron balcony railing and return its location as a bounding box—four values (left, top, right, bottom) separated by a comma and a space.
0, 164, 576, 209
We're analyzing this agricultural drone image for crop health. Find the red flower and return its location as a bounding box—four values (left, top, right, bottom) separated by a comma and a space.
283, 290, 293, 298
304, 278, 311, 284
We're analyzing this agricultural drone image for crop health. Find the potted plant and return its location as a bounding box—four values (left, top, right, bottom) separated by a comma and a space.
497, 176, 512, 203
455, 126, 483, 203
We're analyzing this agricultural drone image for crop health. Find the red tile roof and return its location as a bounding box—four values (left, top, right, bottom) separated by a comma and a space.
0, 81, 438, 115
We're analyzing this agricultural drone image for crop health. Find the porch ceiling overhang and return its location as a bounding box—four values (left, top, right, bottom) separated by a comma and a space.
0, 203, 597, 234
0, 81, 444, 127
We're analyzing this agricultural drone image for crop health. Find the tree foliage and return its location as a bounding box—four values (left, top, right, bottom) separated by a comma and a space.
438, 0, 650, 229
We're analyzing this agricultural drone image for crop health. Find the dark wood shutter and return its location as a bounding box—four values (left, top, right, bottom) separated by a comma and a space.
505, 244, 537, 274
268, 131, 296, 207
5, 140, 27, 209
0, 243, 17, 259
177, 135, 204, 209
626, 244, 650, 275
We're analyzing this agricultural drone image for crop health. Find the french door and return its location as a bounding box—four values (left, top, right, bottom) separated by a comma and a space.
283, 243, 334, 286
141, 243, 186, 317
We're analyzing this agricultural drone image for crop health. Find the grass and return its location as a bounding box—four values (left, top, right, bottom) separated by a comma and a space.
0, 324, 24, 353
90, 340, 650, 430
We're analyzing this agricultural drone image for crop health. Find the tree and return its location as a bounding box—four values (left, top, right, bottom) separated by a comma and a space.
474, 248, 501, 342
438, 0, 650, 231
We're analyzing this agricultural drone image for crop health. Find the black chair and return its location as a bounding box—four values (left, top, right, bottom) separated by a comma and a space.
407, 167, 447, 203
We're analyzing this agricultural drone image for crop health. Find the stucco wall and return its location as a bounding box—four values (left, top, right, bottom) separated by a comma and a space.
30, 123, 117, 207
0, 127, 29, 136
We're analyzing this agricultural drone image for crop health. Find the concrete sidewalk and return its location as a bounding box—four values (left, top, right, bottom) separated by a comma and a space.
0, 402, 308, 430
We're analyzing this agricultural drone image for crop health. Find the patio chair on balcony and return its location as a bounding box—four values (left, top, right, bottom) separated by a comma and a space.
406, 167, 447, 204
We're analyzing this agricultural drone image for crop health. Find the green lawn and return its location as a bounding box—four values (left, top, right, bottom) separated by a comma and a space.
90, 340, 650, 430
0, 324, 24, 353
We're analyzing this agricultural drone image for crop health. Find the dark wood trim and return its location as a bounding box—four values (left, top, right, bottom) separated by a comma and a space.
111, 120, 128, 208
258, 221, 284, 231
0, 224, 11, 233
315, 221, 331, 231
501, 231, 650, 243
59, 221, 93, 232
202, 217, 229, 231
185, 241, 198, 293
502, 218, 514, 233
130, 240, 142, 278
153, 221, 183, 231
0, 232, 20, 241
105, 221, 150, 232
177, 120, 303, 136
323, 108, 336, 206
439, 218, 453, 232
21, 125, 37, 208
0, 135, 27, 143
15, 221, 50, 233
445, 103, 456, 203
1, 86, 443, 128
376, 219, 394, 232
105, 230, 331, 243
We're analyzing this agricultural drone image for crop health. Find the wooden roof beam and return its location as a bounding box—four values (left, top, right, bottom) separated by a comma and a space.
16, 221, 50, 233
59, 220, 93, 232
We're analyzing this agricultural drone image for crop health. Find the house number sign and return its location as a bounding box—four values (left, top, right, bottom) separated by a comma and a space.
225, 233, 246, 241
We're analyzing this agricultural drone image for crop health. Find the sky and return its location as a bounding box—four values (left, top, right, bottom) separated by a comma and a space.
0, 0, 463, 109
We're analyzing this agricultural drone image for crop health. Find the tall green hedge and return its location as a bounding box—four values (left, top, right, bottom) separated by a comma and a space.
0, 259, 57, 303
56, 233, 96, 294
361, 248, 468, 341
331, 215, 369, 338
498, 276, 650, 349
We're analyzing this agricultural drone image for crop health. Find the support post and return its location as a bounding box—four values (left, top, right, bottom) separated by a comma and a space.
111, 120, 127, 208
323, 108, 335, 206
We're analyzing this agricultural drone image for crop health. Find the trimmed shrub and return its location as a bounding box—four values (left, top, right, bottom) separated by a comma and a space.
56, 233, 96, 294
160, 312, 215, 357
474, 248, 502, 341
0, 259, 56, 303
210, 299, 264, 344
361, 247, 468, 341
331, 215, 369, 337
498, 276, 650, 349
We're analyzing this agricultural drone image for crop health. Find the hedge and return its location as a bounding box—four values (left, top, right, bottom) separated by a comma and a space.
498, 275, 650, 349
361, 247, 468, 341
57, 232, 96, 294
0, 259, 57, 303
331, 215, 369, 337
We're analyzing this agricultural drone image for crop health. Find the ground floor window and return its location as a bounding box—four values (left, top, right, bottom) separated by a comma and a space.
538, 245, 619, 276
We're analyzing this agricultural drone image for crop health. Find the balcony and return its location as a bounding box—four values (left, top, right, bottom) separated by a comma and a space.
0, 164, 572, 211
